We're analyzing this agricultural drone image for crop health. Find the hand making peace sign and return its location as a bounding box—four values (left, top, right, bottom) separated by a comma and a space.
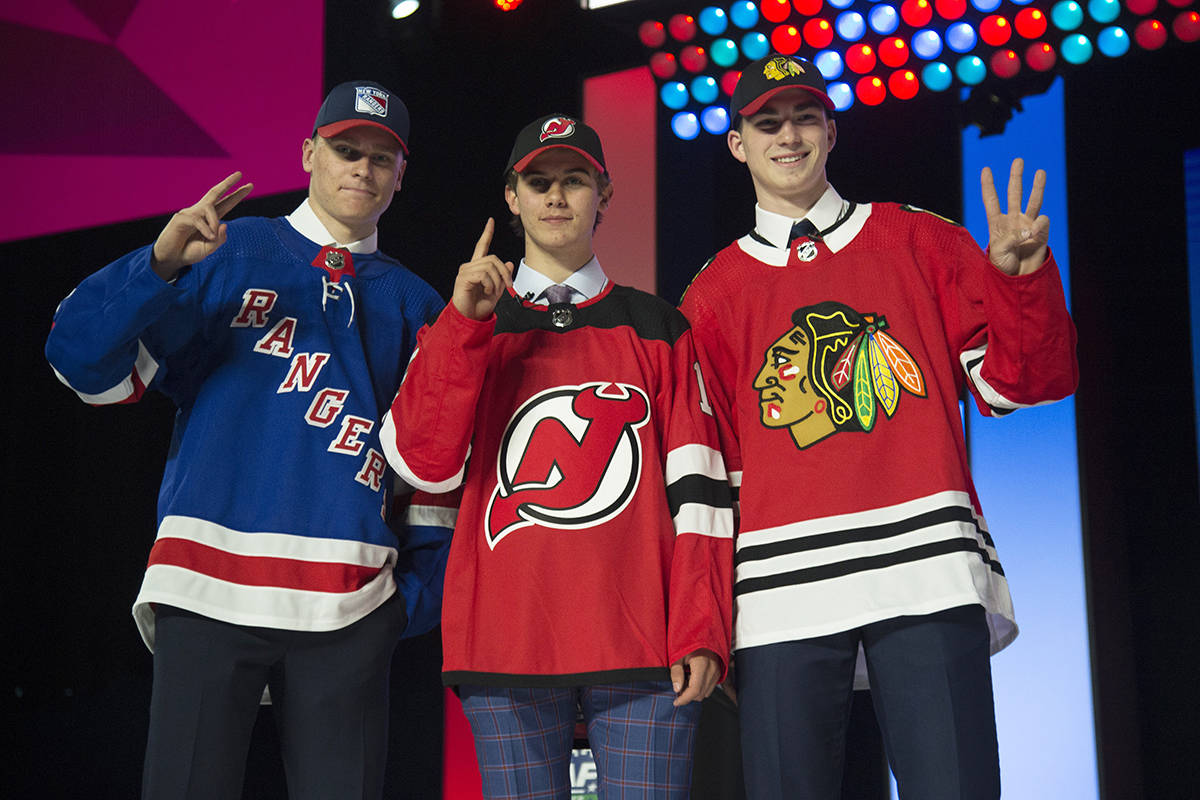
151, 172, 254, 281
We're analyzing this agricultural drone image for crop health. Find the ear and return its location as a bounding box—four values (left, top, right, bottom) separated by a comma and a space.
301, 137, 316, 174
727, 128, 748, 164
394, 158, 407, 191
827, 118, 837, 153
505, 182, 520, 216
598, 181, 613, 212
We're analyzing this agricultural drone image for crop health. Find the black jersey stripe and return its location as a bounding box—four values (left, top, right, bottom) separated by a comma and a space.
735, 536, 1003, 597
666, 474, 733, 518
495, 286, 689, 345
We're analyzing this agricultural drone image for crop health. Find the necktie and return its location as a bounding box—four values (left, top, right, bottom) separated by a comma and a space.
789, 219, 819, 243
543, 284, 574, 305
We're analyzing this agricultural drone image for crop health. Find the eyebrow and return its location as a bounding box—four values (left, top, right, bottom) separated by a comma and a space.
752, 102, 822, 119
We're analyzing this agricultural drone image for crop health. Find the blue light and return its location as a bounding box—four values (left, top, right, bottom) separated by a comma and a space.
971, 0, 1002, 11
660, 81, 689, 110
912, 29, 944, 59
1097, 25, 1129, 57
1009, 0, 1032, 5
828, 0, 856, 8
698, 6, 729, 36
729, 0, 759, 29
868, 5, 899, 35
1061, 33, 1093, 63
672, 111, 701, 140
955, 55, 987, 84
711, 38, 740, 67
701, 105, 731, 134
921, 61, 953, 91
1087, 0, 1120, 23
690, 75, 720, 104
946, 21, 978, 53
1051, 1, 1084, 31
815, 49, 845, 79
741, 31, 770, 60
836, 11, 867, 41
827, 81, 854, 111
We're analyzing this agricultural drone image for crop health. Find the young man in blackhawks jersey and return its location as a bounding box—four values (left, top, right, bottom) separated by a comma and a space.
679, 54, 1078, 799
380, 114, 734, 798
45, 81, 450, 800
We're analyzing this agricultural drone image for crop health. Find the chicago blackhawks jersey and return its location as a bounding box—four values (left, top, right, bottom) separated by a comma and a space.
46, 215, 448, 647
680, 186, 1078, 664
381, 283, 734, 687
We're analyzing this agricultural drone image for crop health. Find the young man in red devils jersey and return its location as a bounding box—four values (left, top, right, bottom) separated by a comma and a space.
380, 114, 734, 798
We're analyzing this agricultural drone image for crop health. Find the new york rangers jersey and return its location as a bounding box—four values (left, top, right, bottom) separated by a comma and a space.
46, 215, 448, 647
381, 284, 734, 686
680, 188, 1078, 667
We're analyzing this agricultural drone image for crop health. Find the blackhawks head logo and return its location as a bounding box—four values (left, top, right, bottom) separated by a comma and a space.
763, 56, 805, 81
754, 301, 926, 449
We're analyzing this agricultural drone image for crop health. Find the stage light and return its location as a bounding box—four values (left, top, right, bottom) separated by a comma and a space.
980, 15, 1012, 45
1060, 32, 1094, 61
712, 37, 740, 66
661, 81, 689, 108
946, 21, 978, 51
691, 75, 720, 103
794, 0, 825, 15
650, 52, 678, 78
880, 36, 911, 65
1174, 10, 1200, 41
955, 54, 987, 83
827, 0, 856, 9
680, 45, 709, 71
921, 60, 954, 90
836, 10, 867, 40
1087, 0, 1121, 23
888, 69, 921, 98
1166, 0, 1193, 7
639, 21, 667, 48
912, 29, 945, 58
846, 43, 878, 71
1051, 1, 1084, 30
828, 80, 855, 109
730, 0, 760, 28
902, 0, 934, 26
699, 7, 729, 35
990, 48, 1022, 76
701, 105, 731, 133
1125, 0, 1156, 14
935, 0, 968, 20
855, 75, 888, 105
1097, 25, 1131, 54
761, 0, 792, 23
1015, 8, 1048, 38
391, 0, 420, 19
804, 18, 836, 48
771, 24, 803, 53
971, 0, 1002, 11
669, 14, 698, 40
672, 111, 701, 140
1025, 41, 1058, 69
721, 70, 742, 95
1134, 17, 1168, 48
815, 48, 846, 77
740, 31, 770, 59
869, 4, 900, 34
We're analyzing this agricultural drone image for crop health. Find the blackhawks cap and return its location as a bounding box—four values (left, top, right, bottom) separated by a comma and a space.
313, 80, 410, 154
730, 54, 834, 117
505, 114, 606, 175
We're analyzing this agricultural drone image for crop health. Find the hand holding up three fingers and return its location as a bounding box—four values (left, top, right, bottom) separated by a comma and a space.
981, 157, 1050, 277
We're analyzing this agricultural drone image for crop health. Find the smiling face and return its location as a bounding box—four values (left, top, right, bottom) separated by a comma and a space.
752, 323, 837, 447
727, 87, 836, 218
302, 126, 406, 243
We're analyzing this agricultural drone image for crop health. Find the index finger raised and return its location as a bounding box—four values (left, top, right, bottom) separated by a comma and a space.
472, 218, 495, 262
204, 172, 246, 203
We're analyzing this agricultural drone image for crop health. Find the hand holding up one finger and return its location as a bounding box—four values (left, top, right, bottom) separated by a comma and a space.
453, 218, 515, 321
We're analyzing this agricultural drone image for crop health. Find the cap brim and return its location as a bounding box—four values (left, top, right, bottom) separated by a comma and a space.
512, 144, 605, 174
316, 120, 409, 154
739, 85, 835, 116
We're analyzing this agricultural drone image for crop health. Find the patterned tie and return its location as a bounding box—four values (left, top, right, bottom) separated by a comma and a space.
543, 284, 574, 305
789, 218, 819, 243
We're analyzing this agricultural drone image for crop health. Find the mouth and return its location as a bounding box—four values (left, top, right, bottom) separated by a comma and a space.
772, 152, 808, 166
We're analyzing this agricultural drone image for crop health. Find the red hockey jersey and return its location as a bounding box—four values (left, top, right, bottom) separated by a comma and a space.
382, 283, 734, 686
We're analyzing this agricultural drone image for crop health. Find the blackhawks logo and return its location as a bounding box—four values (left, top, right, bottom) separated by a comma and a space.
763, 56, 805, 81
753, 301, 926, 449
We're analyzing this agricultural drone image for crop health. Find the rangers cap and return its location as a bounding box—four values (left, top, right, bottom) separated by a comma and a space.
730, 54, 834, 117
506, 114, 606, 175
313, 80, 410, 154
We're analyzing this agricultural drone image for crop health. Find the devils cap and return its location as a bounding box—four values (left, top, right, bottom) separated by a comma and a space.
313, 80, 410, 154
730, 54, 834, 117
506, 114, 606, 175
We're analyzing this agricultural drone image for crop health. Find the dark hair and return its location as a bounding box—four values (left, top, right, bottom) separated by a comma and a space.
732, 103, 834, 133
504, 166, 612, 238
790, 301, 863, 432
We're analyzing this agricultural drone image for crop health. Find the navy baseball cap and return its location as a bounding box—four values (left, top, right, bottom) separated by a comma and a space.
730, 54, 834, 117
506, 114, 606, 175
313, 80, 410, 154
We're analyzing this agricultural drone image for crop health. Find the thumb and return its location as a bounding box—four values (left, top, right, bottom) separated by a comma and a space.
670, 661, 684, 694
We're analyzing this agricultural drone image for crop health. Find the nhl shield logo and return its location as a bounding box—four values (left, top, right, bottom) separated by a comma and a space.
354, 86, 388, 118
539, 116, 576, 142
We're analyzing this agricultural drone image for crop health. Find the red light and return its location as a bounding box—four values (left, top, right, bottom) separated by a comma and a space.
1166, 0, 1192, 7
668, 14, 697, 41
845, 43, 877, 73
879, 36, 910, 67
979, 15, 1012, 46
1134, 18, 1169, 48
761, 0, 792, 23
1024, 41, 1057, 70
989, 49, 1021, 78
679, 45, 708, 72
771, 24, 803, 54
1126, 0, 1157, 13
1173, 10, 1200, 41
855, 76, 887, 106
649, 52, 678, 79
803, 18, 835, 48
1014, 9, 1047, 39
901, 0, 934, 27
887, 70, 920, 99
934, 0, 966, 21
495, 0, 521, 9
793, 0, 824, 15
721, 70, 742, 96
639, 20, 667, 48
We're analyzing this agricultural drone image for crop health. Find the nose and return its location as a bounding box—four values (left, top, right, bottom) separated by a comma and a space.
544, 181, 566, 206
752, 365, 778, 391
776, 120, 802, 145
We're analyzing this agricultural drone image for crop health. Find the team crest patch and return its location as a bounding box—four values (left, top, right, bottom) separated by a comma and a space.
354, 86, 388, 118
754, 301, 926, 449
485, 382, 650, 548
763, 56, 805, 81
539, 116, 577, 142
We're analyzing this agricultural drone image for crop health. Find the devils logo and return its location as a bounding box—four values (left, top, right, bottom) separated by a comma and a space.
485, 382, 650, 548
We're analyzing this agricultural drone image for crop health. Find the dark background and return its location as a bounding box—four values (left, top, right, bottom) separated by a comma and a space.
4, 1, 1198, 797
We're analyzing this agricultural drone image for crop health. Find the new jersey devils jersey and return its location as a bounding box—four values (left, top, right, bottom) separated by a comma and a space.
680, 192, 1077, 667
381, 284, 734, 686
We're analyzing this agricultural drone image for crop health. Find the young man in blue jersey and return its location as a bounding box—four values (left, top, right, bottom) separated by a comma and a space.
46, 81, 448, 800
